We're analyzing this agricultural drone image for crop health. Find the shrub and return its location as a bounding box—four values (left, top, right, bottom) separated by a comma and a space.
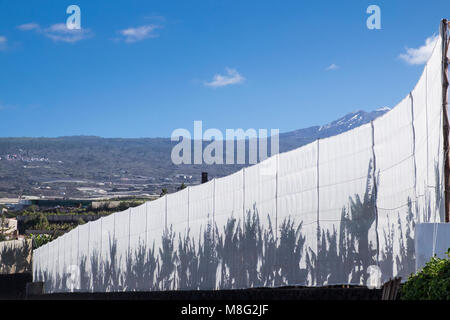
401, 248, 450, 300
31, 234, 53, 249
24, 212, 49, 230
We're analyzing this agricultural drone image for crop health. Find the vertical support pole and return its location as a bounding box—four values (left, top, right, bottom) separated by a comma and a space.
99, 216, 103, 264
87, 222, 90, 265
77, 224, 80, 277
113, 212, 116, 242
316, 138, 320, 284
410, 93, 418, 218
47, 243, 50, 290
60, 236, 63, 290
213, 178, 216, 242
243, 168, 246, 224
87, 222, 90, 291
440, 19, 450, 223
69, 231, 72, 279
187, 187, 190, 231
165, 195, 168, 231
316, 139, 320, 228
128, 208, 131, 255
426, 65, 430, 195
371, 120, 380, 266
145, 203, 148, 249
275, 154, 279, 240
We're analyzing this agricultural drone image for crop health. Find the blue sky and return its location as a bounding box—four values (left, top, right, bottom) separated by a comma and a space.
0, 0, 449, 138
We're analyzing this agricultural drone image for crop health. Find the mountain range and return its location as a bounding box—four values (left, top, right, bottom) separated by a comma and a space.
0, 108, 390, 198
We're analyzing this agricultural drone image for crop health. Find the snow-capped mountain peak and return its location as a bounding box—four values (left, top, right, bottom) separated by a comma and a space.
279, 108, 390, 152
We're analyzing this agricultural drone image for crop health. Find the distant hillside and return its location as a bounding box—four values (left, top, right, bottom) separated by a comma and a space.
0, 108, 389, 198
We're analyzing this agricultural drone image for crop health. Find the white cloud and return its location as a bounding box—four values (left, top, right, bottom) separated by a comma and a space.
204, 68, 245, 88
326, 63, 339, 71
118, 25, 159, 43
43, 23, 93, 43
17, 23, 40, 31
0, 101, 15, 111
17, 22, 93, 43
399, 34, 438, 65
0, 36, 7, 51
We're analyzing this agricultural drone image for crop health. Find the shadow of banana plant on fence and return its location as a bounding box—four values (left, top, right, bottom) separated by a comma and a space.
34, 161, 441, 292
309, 161, 441, 286
214, 208, 309, 289
35, 209, 309, 291
177, 230, 199, 290
379, 198, 416, 283
216, 207, 263, 289
157, 226, 176, 290
0, 239, 32, 274
306, 161, 377, 286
